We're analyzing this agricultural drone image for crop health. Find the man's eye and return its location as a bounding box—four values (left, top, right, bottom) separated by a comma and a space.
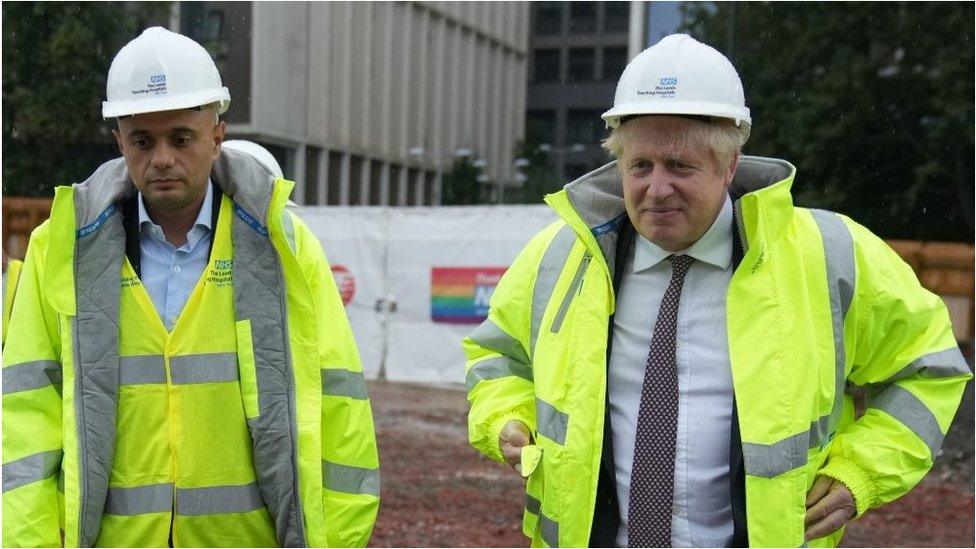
133, 139, 150, 149
630, 160, 651, 172
174, 136, 192, 146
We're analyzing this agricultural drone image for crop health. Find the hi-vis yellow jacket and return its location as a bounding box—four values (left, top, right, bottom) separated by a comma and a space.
3, 258, 24, 347
2, 150, 379, 548
464, 157, 970, 548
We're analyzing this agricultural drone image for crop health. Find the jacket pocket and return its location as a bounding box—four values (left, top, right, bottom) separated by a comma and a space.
235, 319, 260, 419
550, 253, 591, 334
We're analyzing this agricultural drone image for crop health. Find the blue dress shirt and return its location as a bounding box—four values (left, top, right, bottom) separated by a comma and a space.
138, 183, 214, 330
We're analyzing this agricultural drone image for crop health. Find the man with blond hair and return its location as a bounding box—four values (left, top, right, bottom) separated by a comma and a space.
464, 34, 969, 547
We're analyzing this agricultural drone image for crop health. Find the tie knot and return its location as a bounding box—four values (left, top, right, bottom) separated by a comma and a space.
668, 254, 694, 276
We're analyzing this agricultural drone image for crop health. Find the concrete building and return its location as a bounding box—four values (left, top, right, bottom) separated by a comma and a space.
176, 2, 529, 205
525, 1, 647, 182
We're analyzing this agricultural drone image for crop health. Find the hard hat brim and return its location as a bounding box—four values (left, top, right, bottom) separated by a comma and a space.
103, 88, 231, 119
602, 100, 751, 129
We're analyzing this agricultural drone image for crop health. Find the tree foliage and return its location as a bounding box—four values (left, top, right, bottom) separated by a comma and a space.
507, 116, 562, 204
440, 157, 486, 206
2, 2, 170, 196
682, 2, 974, 241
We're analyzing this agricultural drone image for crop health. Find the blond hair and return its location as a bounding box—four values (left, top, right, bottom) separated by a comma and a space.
602, 116, 750, 171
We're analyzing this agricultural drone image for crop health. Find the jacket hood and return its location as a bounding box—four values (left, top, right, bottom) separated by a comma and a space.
547, 155, 796, 272
71, 148, 280, 232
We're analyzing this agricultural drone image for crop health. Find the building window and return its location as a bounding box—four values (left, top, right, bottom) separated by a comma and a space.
369, 160, 384, 205
532, 49, 560, 83
533, 2, 563, 35
423, 171, 436, 205
407, 168, 420, 205
327, 151, 343, 206
304, 146, 322, 205
604, 2, 630, 33
567, 109, 605, 144
602, 47, 627, 82
569, 2, 597, 33
389, 164, 403, 205
526, 110, 557, 145
348, 155, 364, 206
568, 48, 595, 82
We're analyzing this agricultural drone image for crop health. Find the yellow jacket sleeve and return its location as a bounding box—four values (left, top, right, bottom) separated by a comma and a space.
464, 221, 566, 463
2, 222, 64, 547
294, 214, 380, 548
818, 218, 971, 517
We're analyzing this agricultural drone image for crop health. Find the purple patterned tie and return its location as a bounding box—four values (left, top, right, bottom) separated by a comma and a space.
628, 254, 694, 548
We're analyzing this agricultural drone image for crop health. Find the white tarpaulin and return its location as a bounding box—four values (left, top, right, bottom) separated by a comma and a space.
296, 205, 559, 385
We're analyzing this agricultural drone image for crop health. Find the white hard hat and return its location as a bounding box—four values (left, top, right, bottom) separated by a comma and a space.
602, 34, 750, 129
102, 27, 231, 119
222, 140, 284, 178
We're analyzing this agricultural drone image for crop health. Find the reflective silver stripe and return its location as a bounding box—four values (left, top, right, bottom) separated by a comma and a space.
810, 209, 855, 450
468, 319, 530, 366
743, 431, 808, 478
282, 211, 297, 252
531, 225, 577, 356
869, 385, 944, 457
2, 449, 62, 492
2, 360, 61, 394
536, 398, 568, 445
104, 483, 173, 515
524, 494, 558, 546
550, 253, 591, 334
887, 347, 972, 383
322, 460, 380, 496
540, 512, 559, 547
175, 482, 265, 516
119, 355, 166, 385
466, 356, 533, 393
170, 353, 239, 384
322, 369, 368, 400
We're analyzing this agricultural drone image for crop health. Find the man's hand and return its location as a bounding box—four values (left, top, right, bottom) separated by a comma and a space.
804, 476, 856, 541
499, 420, 532, 474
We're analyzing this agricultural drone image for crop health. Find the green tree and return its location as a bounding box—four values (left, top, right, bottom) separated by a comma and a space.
3, 2, 170, 197
682, 2, 974, 241
508, 116, 562, 204
441, 157, 485, 205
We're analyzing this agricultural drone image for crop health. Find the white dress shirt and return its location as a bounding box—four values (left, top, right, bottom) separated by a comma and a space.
609, 195, 735, 547
138, 183, 214, 330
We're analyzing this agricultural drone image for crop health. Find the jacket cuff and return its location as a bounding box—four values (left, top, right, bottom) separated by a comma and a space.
487, 411, 532, 464
818, 456, 876, 518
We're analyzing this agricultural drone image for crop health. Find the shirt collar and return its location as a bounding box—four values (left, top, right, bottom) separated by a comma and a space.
633, 194, 733, 273
138, 180, 214, 235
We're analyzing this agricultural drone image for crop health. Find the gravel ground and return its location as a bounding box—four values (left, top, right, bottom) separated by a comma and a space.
366, 379, 974, 548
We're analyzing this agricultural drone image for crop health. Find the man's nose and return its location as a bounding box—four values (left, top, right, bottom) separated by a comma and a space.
150, 142, 175, 169
645, 168, 674, 201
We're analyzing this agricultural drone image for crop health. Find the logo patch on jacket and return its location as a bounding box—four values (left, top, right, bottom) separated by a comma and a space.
207, 259, 234, 287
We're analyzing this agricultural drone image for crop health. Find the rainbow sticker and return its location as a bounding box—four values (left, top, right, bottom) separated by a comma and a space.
431, 267, 508, 324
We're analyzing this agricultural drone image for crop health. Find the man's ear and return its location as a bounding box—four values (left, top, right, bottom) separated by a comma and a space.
724, 152, 740, 189
212, 120, 226, 158
112, 128, 124, 156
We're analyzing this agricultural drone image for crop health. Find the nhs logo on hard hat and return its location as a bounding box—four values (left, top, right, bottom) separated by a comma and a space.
659, 77, 678, 86
145, 73, 167, 95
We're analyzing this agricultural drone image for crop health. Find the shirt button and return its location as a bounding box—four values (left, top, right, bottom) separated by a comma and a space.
672, 504, 680, 516
170, 315, 179, 324
173, 265, 182, 274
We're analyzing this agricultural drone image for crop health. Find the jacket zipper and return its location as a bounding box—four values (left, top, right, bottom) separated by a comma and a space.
271, 197, 308, 546
733, 199, 749, 255
71, 315, 85, 546
550, 253, 591, 333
